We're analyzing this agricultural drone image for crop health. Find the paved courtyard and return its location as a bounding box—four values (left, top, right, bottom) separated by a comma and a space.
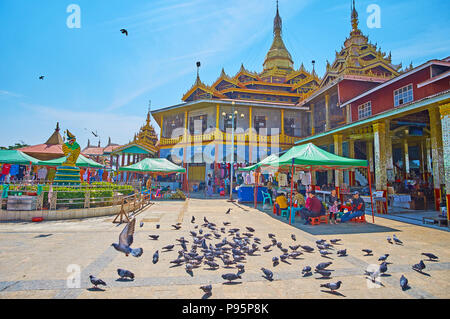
0, 198, 449, 299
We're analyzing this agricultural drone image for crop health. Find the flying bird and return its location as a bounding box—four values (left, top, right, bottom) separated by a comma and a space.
89, 275, 106, 289
111, 218, 143, 257
120, 29, 128, 36
39, 75, 45, 80
117, 268, 135, 280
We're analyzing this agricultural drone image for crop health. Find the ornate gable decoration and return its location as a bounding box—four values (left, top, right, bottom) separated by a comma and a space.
320, 0, 402, 88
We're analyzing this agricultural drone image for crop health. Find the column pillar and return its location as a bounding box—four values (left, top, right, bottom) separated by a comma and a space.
334, 134, 344, 195
249, 106, 253, 163
385, 119, 394, 171
325, 95, 330, 131
280, 109, 285, 141
349, 139, 355, 186
183, 110, 189, 191
214, 104, 220, 172
404, 135, 410, 179
438, 103, 450, 220
367, 140, 374, 183
429, 107, 445, 211
373, 122, 388, 211
310, 103, 315, 135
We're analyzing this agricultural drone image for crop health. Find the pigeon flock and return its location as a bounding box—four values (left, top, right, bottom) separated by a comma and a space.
87, 211, 439, 297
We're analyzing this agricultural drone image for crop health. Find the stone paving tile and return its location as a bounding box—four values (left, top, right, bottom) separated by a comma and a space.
0, 198, 449, 299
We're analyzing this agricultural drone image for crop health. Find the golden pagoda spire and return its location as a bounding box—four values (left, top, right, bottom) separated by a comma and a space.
262, 0, 294, 73
351, 0, 360, 35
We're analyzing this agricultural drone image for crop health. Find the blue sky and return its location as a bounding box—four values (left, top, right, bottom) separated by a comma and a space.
0, 0, 449, 148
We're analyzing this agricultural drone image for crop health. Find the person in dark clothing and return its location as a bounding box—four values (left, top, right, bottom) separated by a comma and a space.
299, 191, 324, 225
338, 191, 366, 223
327, 189, 340, 224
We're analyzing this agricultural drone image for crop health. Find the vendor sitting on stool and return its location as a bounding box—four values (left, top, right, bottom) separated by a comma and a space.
337, 191, 365, 223
275, 191, 288, 216
290, 190, 306, 216
299, 190, 324, 225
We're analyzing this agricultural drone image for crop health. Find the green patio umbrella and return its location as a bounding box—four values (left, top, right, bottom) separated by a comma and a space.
119, 158, 186, 174
38, 154, 104, 168
0, 150, 40, 165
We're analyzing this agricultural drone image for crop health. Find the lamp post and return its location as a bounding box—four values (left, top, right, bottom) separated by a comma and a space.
222, 101, 244, 202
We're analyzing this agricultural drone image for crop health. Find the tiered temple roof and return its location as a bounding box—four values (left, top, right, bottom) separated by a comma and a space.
320, 0, 402, 88
182, 2, 319, 105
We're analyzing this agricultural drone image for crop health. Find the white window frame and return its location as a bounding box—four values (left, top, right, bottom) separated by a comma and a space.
358, 101, 372, 120
394, 83, 414, 107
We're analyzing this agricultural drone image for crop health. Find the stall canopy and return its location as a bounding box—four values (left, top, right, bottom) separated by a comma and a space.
239, 154, 280, 172
38, 154, 104, 168
277, 143, 368, 169
0, 150, 40, 165
119, 158, 186, 174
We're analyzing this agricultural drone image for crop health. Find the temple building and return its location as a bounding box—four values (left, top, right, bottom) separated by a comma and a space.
152, 2, 317, 185
111, 110, 159, 180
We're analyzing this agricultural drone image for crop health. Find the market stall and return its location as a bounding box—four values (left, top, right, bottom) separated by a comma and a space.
119, 158, 188, 199
240, 143, 374, 224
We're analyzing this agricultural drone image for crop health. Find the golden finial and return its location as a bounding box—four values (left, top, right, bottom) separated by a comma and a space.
351, 0, 359, 33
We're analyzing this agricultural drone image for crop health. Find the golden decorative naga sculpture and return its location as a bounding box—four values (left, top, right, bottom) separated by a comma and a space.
62, 130, 81, 166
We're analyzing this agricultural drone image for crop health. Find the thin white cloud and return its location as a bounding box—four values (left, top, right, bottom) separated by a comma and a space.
0, 90, 22, 98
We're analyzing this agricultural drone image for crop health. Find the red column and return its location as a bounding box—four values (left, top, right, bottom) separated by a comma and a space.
434, 188, 441, 212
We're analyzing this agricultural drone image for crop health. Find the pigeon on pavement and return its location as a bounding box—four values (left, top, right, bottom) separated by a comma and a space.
148, 235, 159, 240
314, 270, 332, 278
320, 281, 342, 292
330, 239, 341, 244
111, 218, 143, 257
226, 208, 231, 214
152, 250, 159, 264
362, 249, 373, 256
387, 237, 393, 244
140, 221, 144, 228
412, 260, 426, 272
191, 216, 195, 223
200, 285, 212, 295
393, 234, 403, 245
222, 273, 241, 282
89, 275, 107, 289
315, 262, 332, 270
291, 234, 296, 241
261, 268, 273, 280
378, 254, 389, 262
162, 245, 175, 251
337, 249, 347, 257
400, 275, 409, 290
117, 268, 135, 280
421, 253, 438, 261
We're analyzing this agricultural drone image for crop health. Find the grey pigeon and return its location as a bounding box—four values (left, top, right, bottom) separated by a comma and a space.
148, 235, 159, 240
156, 224, 160, 229
379, 262, 388, 274
316, 262, 332, 270
291, 234, 296, 241
315, 270, 332, 278
400, 275, 409, 290
378, 254, 389, 262
89, 275, 106, 288
162, 245, 175, 251
268, 233, 276, 239
301, 245, 314, 252
261, 268, 273, 280
191, 216, 195, 223
412, 260, 426, 272
152, 250, 159, 264
226, 208, 231, 214
140, 221, 144, 228
421, 253, 438, 261
117, 268, 135, 280
320, 281, 342, 291
172, 224, 181, 230
337, 249, 347, 257
111, 219, 143, 257
319, 250, 332, 256
290, 245, 300, 251
393, 234, 403, 244
362, 249, 373, 255
222, 273, 241, 282
223, 222, 231, 226
330, 239, 341, 244
302, 266, 312, 273
246, 227, 255, 232
387, 236, 393, 244
200, 285, 212, 295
